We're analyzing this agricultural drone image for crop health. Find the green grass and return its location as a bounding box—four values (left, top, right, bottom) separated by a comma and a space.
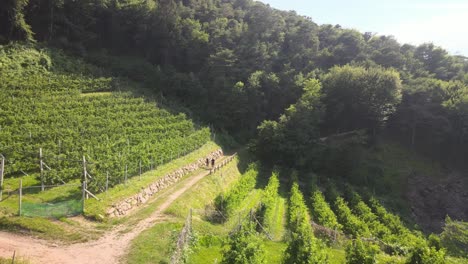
268, 196, 287, 241
189, 238, 286, 263
0, 257, 29, 264
125, 221, 182, 264
0, 142, 220, 242
263, 241, 287, 263
326, 247, 346, 264
189, 244, 223, 264
124, 156, 242, 263
447, 256, 468, 264
85, 141, 220, 220
165, 158, 241, 218
0, 216, 85, 242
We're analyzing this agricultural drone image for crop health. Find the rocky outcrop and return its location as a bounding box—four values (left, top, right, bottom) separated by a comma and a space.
406, 172, 468, 232
107, 149, 223, 217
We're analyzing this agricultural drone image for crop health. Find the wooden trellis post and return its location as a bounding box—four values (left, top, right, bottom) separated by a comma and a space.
18, 179, 22, 216
125, 164, 128, 184
40, 148, 44, 191
82, 156, 88, 199
0, 154, 4, 201
139, 160, 142, 180
106, 171, 109, 192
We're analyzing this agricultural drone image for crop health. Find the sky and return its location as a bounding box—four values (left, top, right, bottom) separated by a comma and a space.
257, 0, 468, 56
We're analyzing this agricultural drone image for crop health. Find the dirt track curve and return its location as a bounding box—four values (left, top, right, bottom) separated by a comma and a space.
0, 156, 226, 264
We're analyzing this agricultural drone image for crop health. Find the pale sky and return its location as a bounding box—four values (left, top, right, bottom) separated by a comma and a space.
258, 0, 468, 56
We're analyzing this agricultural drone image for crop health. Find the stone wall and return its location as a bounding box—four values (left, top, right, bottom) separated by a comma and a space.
106, 149, 223, 217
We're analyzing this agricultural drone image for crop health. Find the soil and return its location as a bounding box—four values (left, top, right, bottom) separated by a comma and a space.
0, 155, 226, 264
406, 171, 468, 233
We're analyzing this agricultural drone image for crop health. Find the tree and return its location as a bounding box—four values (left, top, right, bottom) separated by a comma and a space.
322, 65, 402, 135
0, 0, 34, 41
255, 78, 324, 167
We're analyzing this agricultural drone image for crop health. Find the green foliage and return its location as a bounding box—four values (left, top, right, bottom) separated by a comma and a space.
260, 171, 280, 231
366, 197, 426, 254
0, 45, 210, 192
406, 244, 446, 264
368, 197, 407, 236
284, 182, 328, 264
345, 239, 379, 264
0, 0, 34, 42
428, 234, 442, 250
322, 65, 402, 133
310, 188, 341, 231
0, 216, 82, 242
441, 216, 468, 258
346, 191, 392, 240
215, 163, 259, 218
287, 182, 310, 231
333, 197, 370, 238
126, 222, 183, 264
222, 222, 266, 264
283, 220, 328, 264
255, 78, 324, 167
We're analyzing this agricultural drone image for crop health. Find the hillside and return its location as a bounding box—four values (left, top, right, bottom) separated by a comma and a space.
0, 45, 210, 193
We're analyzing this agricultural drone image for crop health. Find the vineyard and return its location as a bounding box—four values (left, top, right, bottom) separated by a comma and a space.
139, 163, 465, 264
0, 45, 210, 194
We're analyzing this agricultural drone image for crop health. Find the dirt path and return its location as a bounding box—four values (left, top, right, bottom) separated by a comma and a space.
0, 155, 229, 264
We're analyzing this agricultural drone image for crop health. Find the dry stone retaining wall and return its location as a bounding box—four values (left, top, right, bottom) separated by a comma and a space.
107, 149, 224, 217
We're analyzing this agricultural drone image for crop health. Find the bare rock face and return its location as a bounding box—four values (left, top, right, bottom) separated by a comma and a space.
406, 172, 468, 233
107, 149, 225, 217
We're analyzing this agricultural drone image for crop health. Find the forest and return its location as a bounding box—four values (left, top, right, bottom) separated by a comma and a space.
3, 0, 468, 166
1, 0, 468, 263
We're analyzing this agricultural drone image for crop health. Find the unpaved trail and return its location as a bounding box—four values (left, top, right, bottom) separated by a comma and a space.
0, 155, 229, 264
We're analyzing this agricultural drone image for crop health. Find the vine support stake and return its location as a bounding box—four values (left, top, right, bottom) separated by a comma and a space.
125, 164, 128, 185
139, 160, 142, 180
106, 171, 109, 192
18, 179, 22, 216
82, 156, 88, 199
82, 181, 86, 212
40, 148, 44, 192
0, 154, 4, 201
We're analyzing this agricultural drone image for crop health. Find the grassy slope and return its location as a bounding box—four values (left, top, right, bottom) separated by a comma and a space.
0, 141, 220, 242
85, 141, 220, 220
125, 158, 242, 264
